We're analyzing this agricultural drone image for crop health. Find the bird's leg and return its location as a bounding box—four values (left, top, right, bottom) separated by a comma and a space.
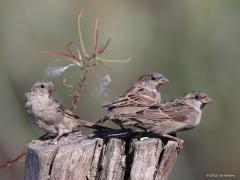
55, 133, 64, 141
162, 134, 184, 151
49, 129, 64, 144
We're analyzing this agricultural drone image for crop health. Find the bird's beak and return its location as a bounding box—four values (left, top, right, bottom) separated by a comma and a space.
201, 96, 213, 104
48, 86, 56, 93
158, 77, 169, 85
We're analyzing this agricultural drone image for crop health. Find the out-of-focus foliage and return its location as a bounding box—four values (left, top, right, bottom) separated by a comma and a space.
0, 0, 239, 179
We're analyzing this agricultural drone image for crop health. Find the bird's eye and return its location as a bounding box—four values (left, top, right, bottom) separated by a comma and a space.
40, 84, 45, 89
151, 77, 156, 80
194, 95, 200, 100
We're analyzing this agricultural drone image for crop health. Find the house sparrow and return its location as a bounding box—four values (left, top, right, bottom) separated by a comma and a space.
25, 80, 109, 140
98, 72, 168, 125
102, 91, 212, 134
104, 72, 169, 109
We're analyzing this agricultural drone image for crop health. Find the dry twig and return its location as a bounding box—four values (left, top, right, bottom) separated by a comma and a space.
0, 148, 27, 170
45, 11, 131, 112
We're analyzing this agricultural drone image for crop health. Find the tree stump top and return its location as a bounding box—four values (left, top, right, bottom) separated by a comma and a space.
24, 131, 182, 180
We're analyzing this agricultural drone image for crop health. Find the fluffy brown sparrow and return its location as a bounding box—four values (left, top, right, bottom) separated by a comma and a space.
104, 72, 169, 109
98, 72, 168, 125
102, 91, 212, 134
25, 80, 109, 140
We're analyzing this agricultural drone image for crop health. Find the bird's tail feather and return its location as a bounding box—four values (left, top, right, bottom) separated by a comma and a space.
77, 119, 113, 131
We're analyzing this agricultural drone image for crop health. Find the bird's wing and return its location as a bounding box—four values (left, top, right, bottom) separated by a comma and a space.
120, 107, 171, 124
56, 103, 80, 120
119, 100, 196, 124
159, 100, 197, 122
56, 102, 107, 128
112, 100, 199, 135
105, 86, 158, 108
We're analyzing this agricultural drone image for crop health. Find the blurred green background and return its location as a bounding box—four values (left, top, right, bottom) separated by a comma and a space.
0, 0, 239, 179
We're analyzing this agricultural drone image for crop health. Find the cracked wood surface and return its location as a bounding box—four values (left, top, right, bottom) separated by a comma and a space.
130, 138, 163, 180
24, 132, 182, 180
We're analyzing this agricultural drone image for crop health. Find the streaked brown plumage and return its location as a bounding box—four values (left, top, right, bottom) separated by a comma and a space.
104, 72, 168, 109
25, 80, 109, 140
99, 72, 168, 125
102, 91, 212, 134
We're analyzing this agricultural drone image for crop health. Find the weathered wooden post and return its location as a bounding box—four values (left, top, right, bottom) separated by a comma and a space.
24, 132, 182, 180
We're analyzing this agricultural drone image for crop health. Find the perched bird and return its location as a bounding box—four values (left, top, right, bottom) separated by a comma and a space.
98, 72, 168, 125
102, 91, 212, 134
104, 72, 169, 110
25, 80, 109, 140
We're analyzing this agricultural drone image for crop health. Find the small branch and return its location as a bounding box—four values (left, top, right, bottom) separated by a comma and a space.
97, 38, 111, 54
70, 59, 91, 111
74, 46, 83, 61
43, 50, 79, 61
96, 56, 132, 63
46, 11, 132, 112
78, 11, 89, 58
93, 18, 99, 54
0, 148, 27, 169
63, 42, 75, 56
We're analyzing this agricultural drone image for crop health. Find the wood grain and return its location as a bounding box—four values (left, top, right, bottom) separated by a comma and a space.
24, 132, 182, 180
